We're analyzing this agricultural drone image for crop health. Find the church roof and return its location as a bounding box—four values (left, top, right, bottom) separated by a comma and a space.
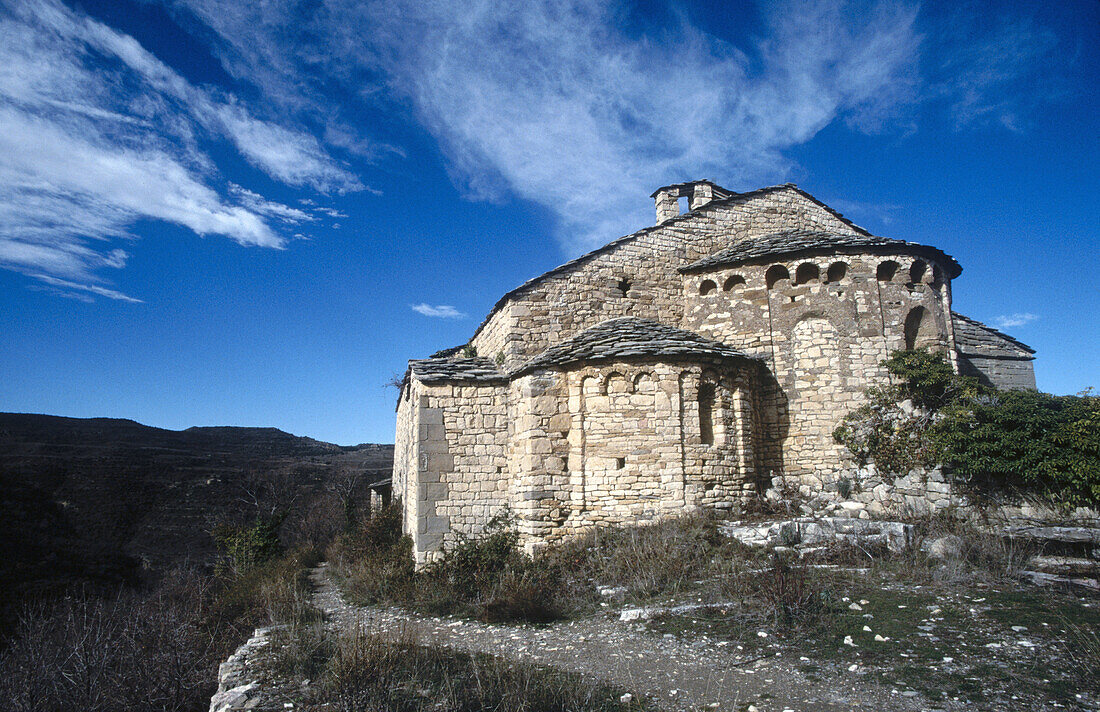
952, 312, 1035, 359
408, 356, 506, 383
514, 318, 757, 375
468, 184, 869, 344
680, 229, 962, 277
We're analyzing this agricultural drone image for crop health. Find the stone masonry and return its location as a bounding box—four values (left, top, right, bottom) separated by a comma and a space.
394, 181, 1036, 562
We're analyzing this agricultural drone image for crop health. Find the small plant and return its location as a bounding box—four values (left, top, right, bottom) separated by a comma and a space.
460, 344, 478, 358
495, 351, 505, 366
837, 476, 852, 499
213, 512, 287, 575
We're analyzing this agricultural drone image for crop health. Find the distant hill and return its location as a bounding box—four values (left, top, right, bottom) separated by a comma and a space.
0, 413, 393, 612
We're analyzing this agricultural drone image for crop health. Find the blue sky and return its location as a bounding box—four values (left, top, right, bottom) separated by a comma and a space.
1, 0, 1097, 445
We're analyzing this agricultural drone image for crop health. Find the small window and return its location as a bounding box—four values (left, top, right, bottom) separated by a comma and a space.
826, 262, 848, 283
616, 277, 631, 296
699, 279, 717, 295
765, 265, 790, 289
877, 261, 899, 282
615, 457, 626, 470
723, 274, 746, 292
795, 263, 820, 285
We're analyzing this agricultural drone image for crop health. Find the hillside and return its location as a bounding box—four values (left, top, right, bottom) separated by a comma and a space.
0, 412, 392, 604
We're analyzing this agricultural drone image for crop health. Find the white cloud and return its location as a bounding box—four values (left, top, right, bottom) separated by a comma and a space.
993, 313, 1038, 330
411, 303, 467, 319
174, 0, 1059, 254
0, 0, 360, 300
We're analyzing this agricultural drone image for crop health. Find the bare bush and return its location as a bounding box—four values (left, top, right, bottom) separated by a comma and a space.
0, 569, 223, 712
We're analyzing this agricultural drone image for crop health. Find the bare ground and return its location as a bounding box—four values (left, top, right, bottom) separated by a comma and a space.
309, 564, 938, 712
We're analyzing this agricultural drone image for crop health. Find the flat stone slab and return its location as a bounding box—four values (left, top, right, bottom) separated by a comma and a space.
720, 517, 915, 553
1002, 526, 1100, 545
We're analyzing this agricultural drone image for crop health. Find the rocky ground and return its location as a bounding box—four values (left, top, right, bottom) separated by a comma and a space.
302, 563, 1100, 712
212, 546, 1100, 712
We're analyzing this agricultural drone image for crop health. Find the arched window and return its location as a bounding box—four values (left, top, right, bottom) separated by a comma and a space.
877, 261, 899, 282
699, 279, 717, 295
723, 274, 746, 291
765, 265, 790, 289
826, 262, 848, 283
795, 263, 820, 285
904, 307, 940, 350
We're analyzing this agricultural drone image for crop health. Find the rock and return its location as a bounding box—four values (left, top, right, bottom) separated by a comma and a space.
922, 534, 964, 561
620, 693, 633, 704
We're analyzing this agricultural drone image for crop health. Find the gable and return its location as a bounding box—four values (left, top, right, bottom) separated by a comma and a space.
467, 184, 867, 361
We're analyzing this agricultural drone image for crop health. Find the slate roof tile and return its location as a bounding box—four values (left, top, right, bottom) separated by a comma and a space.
681, 228, 962, 277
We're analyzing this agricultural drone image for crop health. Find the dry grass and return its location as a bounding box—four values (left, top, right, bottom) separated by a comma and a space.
300, 625, 647, 712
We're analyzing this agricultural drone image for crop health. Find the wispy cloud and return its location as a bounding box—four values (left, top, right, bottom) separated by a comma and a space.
993, 313, 1038, 330
173, 0, 1060, 254
930, 12, 1060, 131
0, 0, 358, 301
411, 303, 466, 319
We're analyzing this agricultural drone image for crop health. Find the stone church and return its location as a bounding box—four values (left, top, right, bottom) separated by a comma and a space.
394, 180, 1035, 562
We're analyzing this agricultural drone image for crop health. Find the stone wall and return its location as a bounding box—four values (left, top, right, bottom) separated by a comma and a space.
470, 187, 862, 369
682, 252, 955, 495
397, 357, 761, 561
397, 379, 511, 561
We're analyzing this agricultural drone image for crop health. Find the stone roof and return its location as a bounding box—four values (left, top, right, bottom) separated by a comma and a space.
468, 184, 870, 344
407, 356, 506, 383
513, 318, 757, 375
952, 312, 1035, 359
681, 229, 962, 277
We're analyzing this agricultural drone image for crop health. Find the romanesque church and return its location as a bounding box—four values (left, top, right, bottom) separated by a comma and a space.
393, 180, 1035, 562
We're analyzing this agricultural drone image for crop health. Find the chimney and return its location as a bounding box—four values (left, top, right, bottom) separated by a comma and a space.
650, 180, 734, 224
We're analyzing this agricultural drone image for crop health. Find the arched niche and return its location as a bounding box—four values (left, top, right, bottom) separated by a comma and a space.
909, 260, 931, 285
826, 261, 848, 283
699, 279, 717, 296
723, 274, 746, 292
904, 306, 940, 350
877, 260, 900, 282
766, 265, 791, 289
795, 263, 820, 285
604, 371, 629, 395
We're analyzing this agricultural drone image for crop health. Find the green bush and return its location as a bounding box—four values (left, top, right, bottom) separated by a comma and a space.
213, 513, 286, 575
938, 388, 1100, 507
835, 349, 1100, 508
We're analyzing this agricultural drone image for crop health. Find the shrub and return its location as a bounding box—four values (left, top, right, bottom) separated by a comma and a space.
937, 389, 1100, 507
212, 513, 287, 576
835, 349, 1099, 508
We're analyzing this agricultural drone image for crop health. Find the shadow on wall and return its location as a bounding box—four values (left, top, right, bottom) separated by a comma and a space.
758, 366, 789, 493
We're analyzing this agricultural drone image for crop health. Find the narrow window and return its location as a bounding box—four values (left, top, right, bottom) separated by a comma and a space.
698, 381, 716, 445
616, 277, 631, 296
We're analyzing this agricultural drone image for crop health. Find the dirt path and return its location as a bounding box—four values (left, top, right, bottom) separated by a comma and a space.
310, 564, 939, 712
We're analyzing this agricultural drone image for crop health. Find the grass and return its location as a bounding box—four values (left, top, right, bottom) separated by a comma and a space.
272, 625, 649, 712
